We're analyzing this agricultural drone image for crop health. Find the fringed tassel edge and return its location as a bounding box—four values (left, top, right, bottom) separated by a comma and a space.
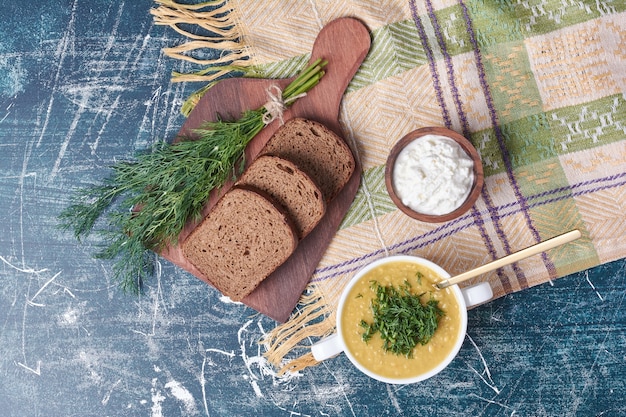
151, 0, 259, 115
260, 278, 347, 375
262, 290, 335, 375
150, 0, 253, 82
152, 0, 236, 38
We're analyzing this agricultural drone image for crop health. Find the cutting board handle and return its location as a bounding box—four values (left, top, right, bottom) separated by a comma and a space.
288, 17, 371, 133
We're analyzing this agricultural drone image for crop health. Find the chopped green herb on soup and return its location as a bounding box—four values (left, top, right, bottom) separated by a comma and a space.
360, 279, 444, 357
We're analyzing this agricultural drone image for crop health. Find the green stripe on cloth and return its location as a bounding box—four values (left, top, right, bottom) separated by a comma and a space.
500, 113, 557, 169
471, 94, 626, 177
528, 194, 600, 275
427, 5, 477, 56
464, 0, 626, 45
243, 19, 430, 95
340, 164, 396, 229
253, 54, 311, 79
480, 40, 543, 125
348, 20, 428, 92
549, 94, 626, 154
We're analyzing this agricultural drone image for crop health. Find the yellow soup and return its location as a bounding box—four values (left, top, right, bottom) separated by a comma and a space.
340, 261, 462, 380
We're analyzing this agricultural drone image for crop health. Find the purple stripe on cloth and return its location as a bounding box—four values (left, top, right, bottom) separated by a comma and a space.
458, 0, 552, 287
531, 177, 626, 208
424, 0, 471, 136
410, 0, 510, 289
528, 172, 626, 202
313, 218, 474, 283
477, 184, 517, 291
311, 174, 624, 283
408, 0, 451, 127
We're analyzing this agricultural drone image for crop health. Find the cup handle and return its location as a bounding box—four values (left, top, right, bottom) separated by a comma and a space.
311, 333, 344, 361
461, 282, 493, 308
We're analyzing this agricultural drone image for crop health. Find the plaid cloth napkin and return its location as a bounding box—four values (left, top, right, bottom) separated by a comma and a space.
152, 0, 626, 372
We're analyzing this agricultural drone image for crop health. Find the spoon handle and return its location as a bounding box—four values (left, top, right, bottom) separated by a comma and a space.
436, 229, 582, 289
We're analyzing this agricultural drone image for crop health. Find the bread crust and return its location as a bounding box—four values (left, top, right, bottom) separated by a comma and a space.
260, 118, 356, 202
236, 155, 326, 239
182, 186, 298, 301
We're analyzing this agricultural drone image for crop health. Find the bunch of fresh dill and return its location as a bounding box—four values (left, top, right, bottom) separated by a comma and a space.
59, 59, 328, 293
360, 278, 445, 357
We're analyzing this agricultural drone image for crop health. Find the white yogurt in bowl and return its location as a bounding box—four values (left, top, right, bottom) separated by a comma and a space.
392, 135, 474, 215
385, 127, 483, 222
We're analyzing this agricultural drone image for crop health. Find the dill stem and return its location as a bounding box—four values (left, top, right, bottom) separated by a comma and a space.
282, 58, 326, 98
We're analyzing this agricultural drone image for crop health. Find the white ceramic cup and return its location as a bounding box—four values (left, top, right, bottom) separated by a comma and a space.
311, 255, 493, 384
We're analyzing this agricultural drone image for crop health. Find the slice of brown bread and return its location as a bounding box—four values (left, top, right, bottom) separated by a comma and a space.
236, 155, 326, 239
259, 118, 356, 202
182, 187, 298, 301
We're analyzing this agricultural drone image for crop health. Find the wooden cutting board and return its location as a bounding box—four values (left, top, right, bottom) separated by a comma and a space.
160, 17, 371, 322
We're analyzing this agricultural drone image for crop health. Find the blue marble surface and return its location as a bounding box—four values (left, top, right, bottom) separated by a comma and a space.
0, 2, 624, 416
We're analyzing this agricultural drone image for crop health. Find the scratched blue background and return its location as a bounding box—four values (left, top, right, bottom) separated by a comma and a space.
0, 1, 625, 416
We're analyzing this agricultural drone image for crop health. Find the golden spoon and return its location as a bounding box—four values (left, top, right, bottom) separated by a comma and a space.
435, 229, 582, 289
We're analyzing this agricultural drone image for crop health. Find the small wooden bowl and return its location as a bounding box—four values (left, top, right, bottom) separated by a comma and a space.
384, 127, 484, 223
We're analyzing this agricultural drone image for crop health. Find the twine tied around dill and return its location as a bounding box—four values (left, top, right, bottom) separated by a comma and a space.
262, 85, 307, 125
